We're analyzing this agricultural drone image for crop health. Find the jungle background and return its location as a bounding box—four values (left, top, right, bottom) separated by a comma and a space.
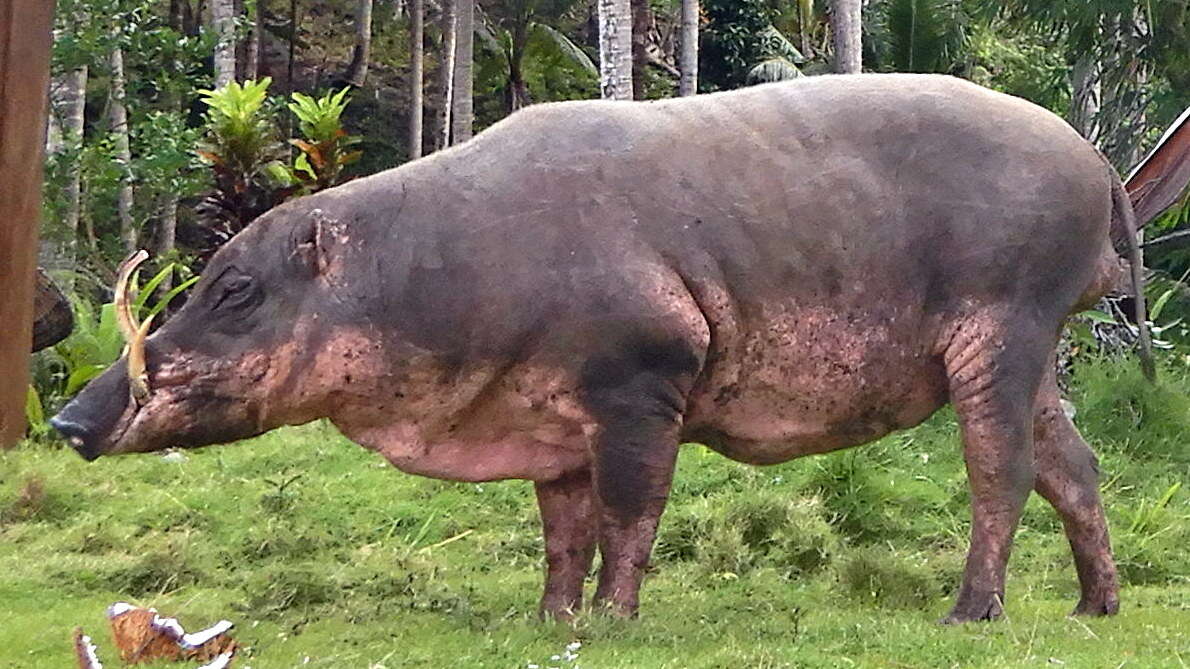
4, 0, 1190, 666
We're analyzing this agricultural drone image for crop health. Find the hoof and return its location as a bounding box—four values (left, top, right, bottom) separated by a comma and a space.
592, 599, 638, 620
1072, 594, 1119, 617
941, 591, 1004, 625
538, 597, 580, 622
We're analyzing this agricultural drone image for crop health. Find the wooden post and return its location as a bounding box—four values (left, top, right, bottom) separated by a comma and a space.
0, 0, 56, 448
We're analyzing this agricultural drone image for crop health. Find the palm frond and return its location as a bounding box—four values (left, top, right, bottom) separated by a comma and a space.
881, 0, 967, 73
528, 22, 598, 74
747, 57, 805, 84
758, 25, 806, 64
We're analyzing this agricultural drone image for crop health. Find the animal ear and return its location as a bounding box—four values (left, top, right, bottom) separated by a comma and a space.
291, 212, 331, 277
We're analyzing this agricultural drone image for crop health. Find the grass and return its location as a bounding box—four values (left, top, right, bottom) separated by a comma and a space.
2, 357, 1188, 668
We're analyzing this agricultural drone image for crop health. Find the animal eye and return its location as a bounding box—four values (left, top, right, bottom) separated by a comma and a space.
211, 274, 255, 312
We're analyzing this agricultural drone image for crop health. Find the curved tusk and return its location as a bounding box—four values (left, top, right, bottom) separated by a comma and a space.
113, 250, 151, 402
128, 313, 154, 402
114, 250, 147, 344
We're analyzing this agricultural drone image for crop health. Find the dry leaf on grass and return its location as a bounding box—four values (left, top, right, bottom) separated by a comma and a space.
106, 602, 237, 665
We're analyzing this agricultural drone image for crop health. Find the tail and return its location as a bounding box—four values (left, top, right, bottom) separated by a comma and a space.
1111, 176, 1157, 382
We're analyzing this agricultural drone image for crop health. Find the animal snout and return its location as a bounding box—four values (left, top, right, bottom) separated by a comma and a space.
50, 415, 101, 461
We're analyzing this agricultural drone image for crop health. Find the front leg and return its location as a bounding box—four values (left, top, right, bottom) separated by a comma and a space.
582, 355, 693, 617
534, 469, 598, 619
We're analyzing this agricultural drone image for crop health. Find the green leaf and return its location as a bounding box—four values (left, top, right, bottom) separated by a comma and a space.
134, 263, 179, 316
145, 276, 200, 321
1150, 288, 1176, 322
294, 152, 317, 179
1083, 310, 1117, 325
25, 385, 45, 434
265, 161, 299, 186
528, 23, 598, 75
66, 364, 109, 396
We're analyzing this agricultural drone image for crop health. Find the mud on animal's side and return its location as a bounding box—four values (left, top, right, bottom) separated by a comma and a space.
49, 73, 1181, 624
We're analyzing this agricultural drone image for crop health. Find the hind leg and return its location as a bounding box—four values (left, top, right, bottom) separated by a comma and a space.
535, 469, 598, 619
1033, 366, 1120, 616
941, 316, 1051, 624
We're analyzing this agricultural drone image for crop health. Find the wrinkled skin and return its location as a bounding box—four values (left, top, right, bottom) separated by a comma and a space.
54, 74, 1132, 623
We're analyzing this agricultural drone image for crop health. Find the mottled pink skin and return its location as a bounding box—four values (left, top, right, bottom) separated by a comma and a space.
54, 75, 1138, 625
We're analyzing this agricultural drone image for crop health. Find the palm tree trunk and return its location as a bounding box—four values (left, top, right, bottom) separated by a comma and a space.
109, 43, 136, 253
830, 0, 861, 74
246, 0, 262, 79
50, 66, 87, 251
598, 0, 632, 100
630, 0, 649, 99
156, 193, 179, 292
797, 0, 811, 57
678, 0, 698, 96
346, 0, 374, 85
451, 0, 474, 143
409, 0, 424, 159
436, 0, 457, 150
1070, 53, 1101, 145
212, 0, 237, 86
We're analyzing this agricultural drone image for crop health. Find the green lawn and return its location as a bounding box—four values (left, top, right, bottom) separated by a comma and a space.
2, 358, 1188, 668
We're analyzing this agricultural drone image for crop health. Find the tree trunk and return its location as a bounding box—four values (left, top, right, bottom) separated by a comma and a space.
409, 0, 424, 159
630, 0, 649, 99
451, 0, 473, 142
49, 65, 87, 249
109, 43, 136, 253
169, 0, 186, 33
830, 0, 861, 74
211, 0, 237, 87
155, 193, 178, 292
436, 0, 456, 150
1070, 52, 1101, 145
797, 0, 811, 57
245, 0, 262, 79
598, 0, 632, 100
0, 0, 56, 447
678, 0, 697, 96
504, 25, 528, 114
287, 0, 298, 93
507, 42, 530, 113
345, 0, 373, 86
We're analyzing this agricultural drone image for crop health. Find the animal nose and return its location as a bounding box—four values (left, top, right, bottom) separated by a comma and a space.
49, 416, 100, 461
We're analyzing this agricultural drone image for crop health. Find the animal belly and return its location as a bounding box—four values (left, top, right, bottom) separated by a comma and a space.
334, 365, 596, 482
683, 309, 949, 464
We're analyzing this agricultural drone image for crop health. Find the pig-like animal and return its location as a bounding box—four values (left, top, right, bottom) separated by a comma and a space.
54, 74, 1152, 623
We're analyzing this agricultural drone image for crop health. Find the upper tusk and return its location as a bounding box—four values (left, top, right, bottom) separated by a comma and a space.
128, 313, 155, 402
114, 250, 149, 343
114, 250, 151, 402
